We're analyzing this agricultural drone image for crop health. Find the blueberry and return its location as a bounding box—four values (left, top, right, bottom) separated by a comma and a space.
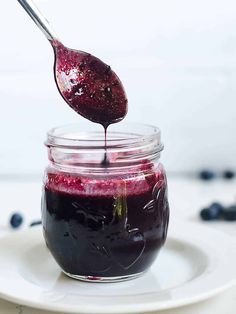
10, 213, 23, 229
222, 206, 236, 221
199, 170, 215, 181
200, 202, 223, 221
223, 170, 235, 180
30, 220, 42, 227
200, 208, 214, 221
209, 202, 224, 214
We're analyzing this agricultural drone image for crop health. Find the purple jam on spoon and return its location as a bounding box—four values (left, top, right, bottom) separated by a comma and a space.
52, 41, 128, 127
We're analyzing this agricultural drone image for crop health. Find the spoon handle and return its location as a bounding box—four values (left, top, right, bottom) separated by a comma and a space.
17, 0, 58, 42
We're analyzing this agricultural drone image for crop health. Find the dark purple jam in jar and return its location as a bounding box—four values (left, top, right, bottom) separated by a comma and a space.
42, 123, 169, 282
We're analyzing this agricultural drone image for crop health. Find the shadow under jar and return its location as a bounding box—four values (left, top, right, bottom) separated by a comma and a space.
42, 123, 170, 282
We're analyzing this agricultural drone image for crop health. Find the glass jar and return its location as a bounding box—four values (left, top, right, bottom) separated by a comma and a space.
41, 123, 169, 282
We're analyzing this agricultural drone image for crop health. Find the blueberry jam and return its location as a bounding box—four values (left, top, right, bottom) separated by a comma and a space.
52, 41, 128, 126
42, 164, 169, 279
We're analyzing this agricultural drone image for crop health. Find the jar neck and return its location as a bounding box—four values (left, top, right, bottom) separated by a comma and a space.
45, 123, 163, 173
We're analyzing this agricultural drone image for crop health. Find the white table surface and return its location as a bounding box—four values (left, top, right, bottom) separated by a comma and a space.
0, 176, 236, 314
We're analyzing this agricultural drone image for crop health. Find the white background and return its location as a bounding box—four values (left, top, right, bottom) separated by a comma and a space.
1, 0, 236, 175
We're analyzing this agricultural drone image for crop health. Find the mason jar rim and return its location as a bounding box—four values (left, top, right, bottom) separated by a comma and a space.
45, 122, 163, 152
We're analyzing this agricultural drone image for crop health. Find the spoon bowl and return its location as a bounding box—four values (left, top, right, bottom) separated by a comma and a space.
53, 41, 127, 126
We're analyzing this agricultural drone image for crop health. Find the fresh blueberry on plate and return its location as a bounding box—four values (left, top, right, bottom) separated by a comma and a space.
10, 213, 23, 229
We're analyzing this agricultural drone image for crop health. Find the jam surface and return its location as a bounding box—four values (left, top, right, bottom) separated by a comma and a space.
42, 165, 169, 278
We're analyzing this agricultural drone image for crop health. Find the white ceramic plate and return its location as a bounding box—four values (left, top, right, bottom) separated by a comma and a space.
0, 221, 236, 314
